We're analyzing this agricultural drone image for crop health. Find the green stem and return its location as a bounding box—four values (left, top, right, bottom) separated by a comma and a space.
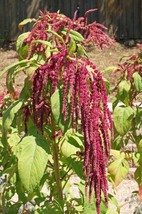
51, 116, 63, 200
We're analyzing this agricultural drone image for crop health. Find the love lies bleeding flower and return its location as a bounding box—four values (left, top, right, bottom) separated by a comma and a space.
22, 10, 113, 214
23, 49, 112, 214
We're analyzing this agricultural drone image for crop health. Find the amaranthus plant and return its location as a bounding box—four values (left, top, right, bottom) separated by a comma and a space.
0, 10, 113, 214
106, 44, 142, 213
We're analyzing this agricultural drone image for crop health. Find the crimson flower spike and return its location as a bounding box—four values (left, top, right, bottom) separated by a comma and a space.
27, 49, 112, 214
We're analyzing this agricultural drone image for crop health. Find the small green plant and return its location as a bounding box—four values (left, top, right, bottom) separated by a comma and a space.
0, 10, 113, 214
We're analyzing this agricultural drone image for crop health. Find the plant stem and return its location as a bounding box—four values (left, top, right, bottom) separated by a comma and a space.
51, 116, 63, 200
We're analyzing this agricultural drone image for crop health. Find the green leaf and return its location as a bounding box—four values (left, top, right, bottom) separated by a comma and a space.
18, 18, 33, 30
51, 88, 70, 133
51, 89, 61, 123
61, 29, 84, 42
60, 130, 83, 158
113, 106, 134, 136
47, 29, 64, 43
68, 38, 76, 54
60, 139, 80, 158
33, 40, 52, 48
69, 29, 84, 42
8, 132, 21, 149
17, 134, 49, 193
108, 157, 129, 186
117, 80, 131, 105
133, 72, 142, 92
110, 149, 123, 159
3, 99, 23, 131
16, 32, 30, 59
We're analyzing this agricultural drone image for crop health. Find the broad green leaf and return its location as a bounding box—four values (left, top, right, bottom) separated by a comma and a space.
110, 149, 123, 159
108, 157, 129, 186
133, 72, 142, 92
3, 99, 23, 131
17, 135, 49, 193
60, 130, 83, 158
51, 88, 70, 133
61, 29, 84, 42
8, 132, 21, 149
69, 29, 84, 42
60, 140, 80, 158
16, 32, 30, 58
47, 29, 64, 43
113, 106, 134, 136
18, 18, 34, 30
118, 80, 131, 105
51, 89, 60, 123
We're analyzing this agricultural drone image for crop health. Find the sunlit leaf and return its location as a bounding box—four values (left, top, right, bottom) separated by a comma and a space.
17, 134, 50, 193
51, 88, 70, 133
16, 32, 30, 59
108, 157, 129, 186
18, 18, 34, 30
113, 106, 134, 136
61, 29, 84, 42
33, 40, 52, 48
133, 72, 142, 92
117, 80, 131, 105
3, 99, 23, 131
